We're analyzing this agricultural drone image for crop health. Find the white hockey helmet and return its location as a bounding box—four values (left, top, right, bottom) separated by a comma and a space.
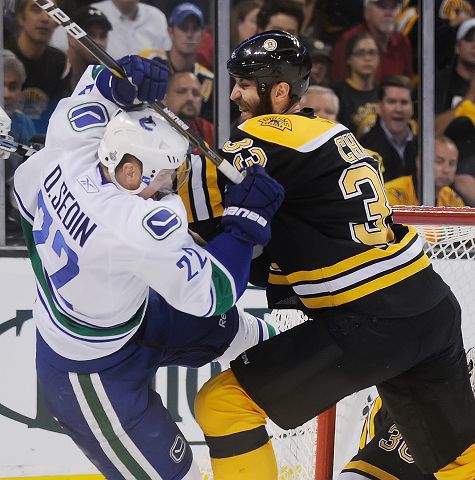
98, 108, 190, 194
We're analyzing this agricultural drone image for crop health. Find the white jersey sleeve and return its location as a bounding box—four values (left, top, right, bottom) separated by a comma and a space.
127, 194, 242, 318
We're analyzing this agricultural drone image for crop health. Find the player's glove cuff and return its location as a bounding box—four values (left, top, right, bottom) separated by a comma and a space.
222, 165, 285, 245
222, 206, 272, 245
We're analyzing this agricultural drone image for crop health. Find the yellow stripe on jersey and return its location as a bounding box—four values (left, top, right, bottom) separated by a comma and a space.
179, 155, 223, 223
238, 114, 347, 152
359, 396, 384, 450
359, 419, 369, 451
344, 460, 400, 480
281, 226, 420, 284
178, 171, 193, 224
205, 157, 224, 218
300, 254, 430, 309
369, 396, 383, 441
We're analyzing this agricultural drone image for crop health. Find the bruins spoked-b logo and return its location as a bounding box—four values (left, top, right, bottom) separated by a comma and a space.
263, 38, 277, 51
258, 115, 292, 131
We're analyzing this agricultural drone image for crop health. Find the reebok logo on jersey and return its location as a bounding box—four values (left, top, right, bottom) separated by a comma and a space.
170, 435, 186, 463
223, 207, 267, 227
77, 175, 99, 193
143, 207, 181, 240
241, 351, 250, 365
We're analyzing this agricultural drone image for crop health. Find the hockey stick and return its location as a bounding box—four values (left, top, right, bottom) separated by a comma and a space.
33, 0, 244, 184
0, 136, 39, 159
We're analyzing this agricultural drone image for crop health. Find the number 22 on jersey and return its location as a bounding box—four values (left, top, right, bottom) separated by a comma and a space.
33, 191, 80, 291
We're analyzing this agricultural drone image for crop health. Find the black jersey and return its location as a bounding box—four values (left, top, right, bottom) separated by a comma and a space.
222, 112, 449, 316
183, 111, 449, 317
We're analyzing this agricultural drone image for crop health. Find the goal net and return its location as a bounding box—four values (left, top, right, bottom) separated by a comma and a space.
196, 205, 475, 480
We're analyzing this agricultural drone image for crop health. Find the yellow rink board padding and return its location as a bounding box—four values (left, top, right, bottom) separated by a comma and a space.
1, 476, 104, 479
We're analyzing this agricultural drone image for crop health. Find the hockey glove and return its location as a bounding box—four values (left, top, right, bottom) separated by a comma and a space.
222, 165, 285, 245
96, 55, 168, 108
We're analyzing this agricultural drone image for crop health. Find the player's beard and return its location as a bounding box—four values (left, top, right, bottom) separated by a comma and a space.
239, 92, 273, 120
255, 92, 274, 117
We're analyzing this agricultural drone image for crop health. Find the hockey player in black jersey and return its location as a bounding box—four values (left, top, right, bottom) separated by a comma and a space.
192, 31, 475, 479
339, 348, 475, 480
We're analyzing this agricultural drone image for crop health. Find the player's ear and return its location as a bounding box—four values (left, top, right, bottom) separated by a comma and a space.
273, 82, 291, 100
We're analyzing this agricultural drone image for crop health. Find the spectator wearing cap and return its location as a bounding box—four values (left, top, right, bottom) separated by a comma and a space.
334, 31, 380, 137
67, 7, 112, 89
306, 39, 332, 87
330, 0, 412, 83
256, 0, 304, 37
6, 0, 70, 135
435, 18, 475, 135
148, 3, 214, 123
90, 0, 171, 58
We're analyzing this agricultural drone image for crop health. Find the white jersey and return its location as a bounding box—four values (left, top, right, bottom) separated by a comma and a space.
14, 67, 238, 361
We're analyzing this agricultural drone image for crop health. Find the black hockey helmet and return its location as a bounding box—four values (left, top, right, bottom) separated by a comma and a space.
227, 30, 311, 101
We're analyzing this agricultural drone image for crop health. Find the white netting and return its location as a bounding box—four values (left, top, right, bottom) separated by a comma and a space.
196, 209, 475, 480
266, 310, 318, 480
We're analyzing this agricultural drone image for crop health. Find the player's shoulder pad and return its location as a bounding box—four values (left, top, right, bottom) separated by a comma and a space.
238, 114, 347, 152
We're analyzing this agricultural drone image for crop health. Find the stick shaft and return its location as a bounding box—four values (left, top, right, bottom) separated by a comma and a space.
34, 0, 244, 184
0, 137, 38, 159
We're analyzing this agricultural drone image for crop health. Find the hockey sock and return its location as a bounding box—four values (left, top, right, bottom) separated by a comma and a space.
435, 443, 475, 480
195, 369, 278, 480
210, 441, 277, 480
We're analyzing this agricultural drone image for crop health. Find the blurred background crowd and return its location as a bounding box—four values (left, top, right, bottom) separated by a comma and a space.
2, 0, 475, 246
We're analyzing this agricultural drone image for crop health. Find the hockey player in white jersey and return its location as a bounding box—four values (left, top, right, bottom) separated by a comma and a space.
13, 55, 284, 480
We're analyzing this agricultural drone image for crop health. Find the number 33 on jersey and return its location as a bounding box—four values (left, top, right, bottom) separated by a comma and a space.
215, 112, 445, 316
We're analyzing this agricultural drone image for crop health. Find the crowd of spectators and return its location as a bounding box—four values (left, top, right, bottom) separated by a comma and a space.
3, 0, 475, 245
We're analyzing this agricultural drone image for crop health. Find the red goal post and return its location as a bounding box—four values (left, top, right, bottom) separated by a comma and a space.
392, 205, 475, 226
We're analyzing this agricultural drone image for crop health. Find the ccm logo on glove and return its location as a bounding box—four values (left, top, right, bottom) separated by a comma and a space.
223, 207, 268, 227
